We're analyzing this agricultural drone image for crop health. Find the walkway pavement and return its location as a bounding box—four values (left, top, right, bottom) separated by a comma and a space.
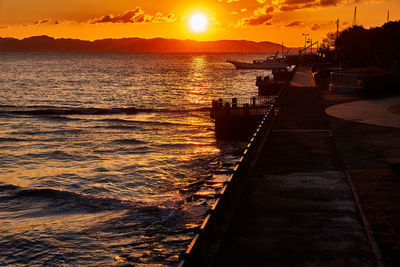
212, 68, 375, 266
326, 96, 400, 129
325, 93, 400, 267
290, 66, 317, 87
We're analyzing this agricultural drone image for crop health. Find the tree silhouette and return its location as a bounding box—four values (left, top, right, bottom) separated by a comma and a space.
335, 20, 400, 71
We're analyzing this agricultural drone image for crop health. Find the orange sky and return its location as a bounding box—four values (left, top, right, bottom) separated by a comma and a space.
0, 0, 399, 46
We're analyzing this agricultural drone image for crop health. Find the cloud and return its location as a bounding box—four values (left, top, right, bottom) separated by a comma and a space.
0, 25, 8, 29
90, 8, 176, 24
22, 19, 62, 27
34, 19, 51, 25
277, 0, 369, 12
310, 23, 323, 30
229, 0, 363, 29
230, 0, 352, 29
246, 14, 273, 25
310, 22, 334, 31
24, 7, 176, 28
320, 0, 342, 6
278, 0, 319, 11
54, 20, 72, 25
285, 21, 303, 27
23, 18, 73, 27
280, 5, 301, 11
218, 0, 239, 2
231, 8, 247, 15
283, 0, 315, 4
235, 6, 274, 26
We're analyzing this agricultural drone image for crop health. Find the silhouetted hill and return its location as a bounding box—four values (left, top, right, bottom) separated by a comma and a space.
0, 36, 292, 53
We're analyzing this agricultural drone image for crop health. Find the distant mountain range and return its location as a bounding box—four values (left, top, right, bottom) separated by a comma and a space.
0, 35, 297, 53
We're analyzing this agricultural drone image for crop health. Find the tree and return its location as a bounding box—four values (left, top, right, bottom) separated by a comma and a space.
334, 21, 400, 69
321, 32, 336, 50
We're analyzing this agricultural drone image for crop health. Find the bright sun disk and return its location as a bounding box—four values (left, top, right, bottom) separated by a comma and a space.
189, 13, 208, 33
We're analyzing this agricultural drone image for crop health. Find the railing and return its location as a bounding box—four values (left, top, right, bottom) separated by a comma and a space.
329, 72, 365, 90
178, 104, 276, 267
210, 96, 275, 120
212, 96, 275, 109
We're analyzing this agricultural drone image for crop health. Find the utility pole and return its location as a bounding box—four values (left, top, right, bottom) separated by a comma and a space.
335, 18, 340, 67
353, 6, 357, 26
302, 33, 309, 53
387, 10, 390, 23
335, 18, 339, 41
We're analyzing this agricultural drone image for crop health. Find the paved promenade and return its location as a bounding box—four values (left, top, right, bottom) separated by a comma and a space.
326, 96, 400, 129
212, 68, 376, 266
290, 66, 317, 87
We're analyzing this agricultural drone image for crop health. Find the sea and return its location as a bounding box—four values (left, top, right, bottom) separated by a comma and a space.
0, 52, 273, 266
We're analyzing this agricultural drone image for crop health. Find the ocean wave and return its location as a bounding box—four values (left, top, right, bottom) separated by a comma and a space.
96, 118, 198, 128
97, 124, 141, 130
0, 106, 210, 116
0, 183, 184, 214
19, 129, 84, 136
3, 107, 140, 116
112, 138, 147, 145
0, 183, 19, 197
0, 104, 59, 110
23, 149, 100, 161
98, 118, 173, 125
38, 115, 85, 122
157, 142, 212, 149
0, 137, 30, 142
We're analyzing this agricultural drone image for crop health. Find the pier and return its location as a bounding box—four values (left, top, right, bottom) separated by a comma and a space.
210, 67, 294, 139
179, 67, 377, 266
210, 96, 276, 139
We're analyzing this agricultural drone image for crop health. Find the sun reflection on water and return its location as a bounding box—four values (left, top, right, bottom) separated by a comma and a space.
185, 55, 212, 105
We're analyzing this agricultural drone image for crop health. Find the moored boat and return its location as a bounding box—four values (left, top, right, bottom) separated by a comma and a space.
227, 50, 290, 69
227, 59, 289, 69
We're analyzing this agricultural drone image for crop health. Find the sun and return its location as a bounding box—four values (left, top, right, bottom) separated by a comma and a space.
188, 13, 208, 33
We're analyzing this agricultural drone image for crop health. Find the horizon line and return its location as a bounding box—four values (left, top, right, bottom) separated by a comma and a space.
1, 34, 302, 46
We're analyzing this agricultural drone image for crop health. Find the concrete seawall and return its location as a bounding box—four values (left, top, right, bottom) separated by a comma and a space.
179, 67, 377, 267
211, 67, 376, 266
